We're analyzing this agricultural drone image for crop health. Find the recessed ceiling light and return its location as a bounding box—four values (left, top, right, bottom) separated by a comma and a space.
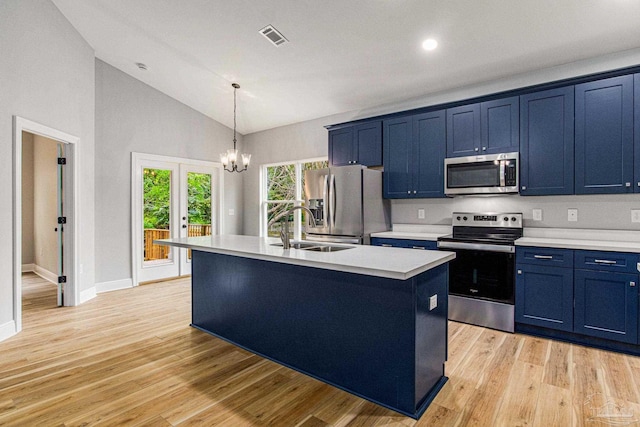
422, 39, 438, 51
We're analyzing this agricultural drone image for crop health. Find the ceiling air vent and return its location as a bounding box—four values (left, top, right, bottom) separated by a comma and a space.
259, 25, 288, 47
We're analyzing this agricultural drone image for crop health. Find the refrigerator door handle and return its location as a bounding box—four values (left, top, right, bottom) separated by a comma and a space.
329, 174, 336, 229
322, 174, 329, 228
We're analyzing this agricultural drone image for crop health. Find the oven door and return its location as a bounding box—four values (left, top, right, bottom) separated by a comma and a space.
446, 248, 515, 304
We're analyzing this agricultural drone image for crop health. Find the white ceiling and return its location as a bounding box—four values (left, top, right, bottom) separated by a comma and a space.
52, 0, 640, 135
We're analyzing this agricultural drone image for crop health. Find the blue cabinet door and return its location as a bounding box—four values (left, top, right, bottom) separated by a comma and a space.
413, 111, 446, 198
329, 127, 355, 167
516, 264, 574, 332
481, 96, 519, 155
635, 74, 640, 192
520, 87, 575, 195
446, 104, 480, 157
383, 116, 412, 198
575, 75, 634, 194
574, 269, 638, 344
354, 121, 382, 167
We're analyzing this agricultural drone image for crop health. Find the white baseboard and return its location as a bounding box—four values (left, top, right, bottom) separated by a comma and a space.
0, 320, 18, 343
96, 278, 133, 294
80, 287, 97, 304
22, 263, 35, 272
31, 265, 58, 285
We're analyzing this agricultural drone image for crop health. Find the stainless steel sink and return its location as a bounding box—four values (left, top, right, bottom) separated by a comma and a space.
303, 245, 352, 252
270, 242, 353, 252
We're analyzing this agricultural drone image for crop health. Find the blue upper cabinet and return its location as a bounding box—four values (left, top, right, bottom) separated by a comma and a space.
329, 121, 382, 167
481, 96, 519, 154
447, 98, 519, 158
635, 74, 640, 192
383, 111, 446, 198
413, 111, 446, 198
575, 75, 634, 194
383, 116, 412, 198
446, 104, 480, 157
520, 87, 575, 196
328, 126, 355, 167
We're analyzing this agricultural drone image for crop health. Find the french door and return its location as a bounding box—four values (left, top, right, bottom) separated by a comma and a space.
133, 154, 220, 284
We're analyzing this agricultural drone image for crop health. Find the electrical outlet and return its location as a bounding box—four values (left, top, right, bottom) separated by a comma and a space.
632, 209, 640, 223
228, 208, 235, 216
418, 208, 425, 219
568, 208, 578, 222
429, 294, 438, 311
532, 209, 542, 221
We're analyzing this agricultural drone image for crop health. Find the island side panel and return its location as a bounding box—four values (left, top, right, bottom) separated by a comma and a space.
192, 250, 419, 415
414, 263, 448, 410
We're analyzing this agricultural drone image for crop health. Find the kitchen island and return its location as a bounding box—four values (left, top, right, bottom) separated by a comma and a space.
157, 235, 455, 419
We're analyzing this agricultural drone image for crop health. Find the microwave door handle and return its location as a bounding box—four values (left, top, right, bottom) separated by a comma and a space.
499, 161, 505, 187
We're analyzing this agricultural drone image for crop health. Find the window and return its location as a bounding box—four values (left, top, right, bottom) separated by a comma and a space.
261, 158, 328, 240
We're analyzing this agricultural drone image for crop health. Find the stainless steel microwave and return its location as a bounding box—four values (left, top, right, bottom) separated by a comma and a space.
444, 152, 519, 196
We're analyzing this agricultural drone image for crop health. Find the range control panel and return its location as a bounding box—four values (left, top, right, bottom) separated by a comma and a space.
452, 212, 523, 228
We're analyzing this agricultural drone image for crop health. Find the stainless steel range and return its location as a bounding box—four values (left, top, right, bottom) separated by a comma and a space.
437, 212, 523, 332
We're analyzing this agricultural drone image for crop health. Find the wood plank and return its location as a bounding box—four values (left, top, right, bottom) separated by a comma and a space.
532, 383, 573, 427
494, 361, 543, 426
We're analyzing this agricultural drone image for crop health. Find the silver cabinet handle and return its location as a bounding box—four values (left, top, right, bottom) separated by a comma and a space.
407, 190, 411, 194
517, 270, 522, 274
594, 259, 617, 264
412, 246, 426, 250
533, 255, 553, 259
631, 282, 636, 287
482, 147, 487, 151
521, 186, 527, 190
474, 147, 479, 152
381, 244, 393, 247
413, 190, 417, 194
625, 182, 631, 187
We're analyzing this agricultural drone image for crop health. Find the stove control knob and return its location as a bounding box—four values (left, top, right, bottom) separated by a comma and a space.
456, 216, 461, 221
503, 217, 509, 222
511, 217, 517, 222
463, 216, 468, 221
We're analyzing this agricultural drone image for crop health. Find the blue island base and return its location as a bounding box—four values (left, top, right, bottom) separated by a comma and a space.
191, 250, 449, 419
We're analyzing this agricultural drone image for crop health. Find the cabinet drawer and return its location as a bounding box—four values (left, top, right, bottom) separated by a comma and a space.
371, 237, 407, 248
575, 250, 640, 274
370, 238, 437, 250
516, 247, 573, 268
403, 240, 438, 250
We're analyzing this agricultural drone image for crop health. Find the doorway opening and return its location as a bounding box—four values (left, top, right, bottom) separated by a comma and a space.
131, 153, 222, 285
12, 117, 78, 336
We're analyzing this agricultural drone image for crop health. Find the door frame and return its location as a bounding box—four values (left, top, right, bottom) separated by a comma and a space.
12, 116, 79, 334
131, 152, 223, 286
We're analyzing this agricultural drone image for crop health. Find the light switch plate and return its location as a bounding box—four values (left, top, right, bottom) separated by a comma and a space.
532, 209, 542, 221
429, 294, 437, 311
568, 208, 578, 222
418, 208, 425, 219
632, 209, 640, 223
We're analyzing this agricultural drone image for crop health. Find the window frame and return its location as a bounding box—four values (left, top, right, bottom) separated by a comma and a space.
260, 157, 327, 240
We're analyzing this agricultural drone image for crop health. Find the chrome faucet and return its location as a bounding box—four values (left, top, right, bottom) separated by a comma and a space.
280, 206, 316, 249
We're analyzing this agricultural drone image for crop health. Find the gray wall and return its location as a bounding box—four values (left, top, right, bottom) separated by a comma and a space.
0, 0, 95, 328
243, 48, 640, 235
95, 60, 244, 285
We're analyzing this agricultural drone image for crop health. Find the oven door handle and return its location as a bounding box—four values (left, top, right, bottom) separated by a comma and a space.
437, 241, 515, 253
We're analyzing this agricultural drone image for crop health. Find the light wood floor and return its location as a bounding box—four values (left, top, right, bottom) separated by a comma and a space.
1, 274, 640, 426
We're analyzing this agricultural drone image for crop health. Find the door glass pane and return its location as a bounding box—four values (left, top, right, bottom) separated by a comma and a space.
143, 168, 172, 264
266, 202, 294, 238
187, 172, 212, 260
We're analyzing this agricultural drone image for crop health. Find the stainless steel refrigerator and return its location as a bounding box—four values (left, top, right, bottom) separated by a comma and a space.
304, 165, 390, 244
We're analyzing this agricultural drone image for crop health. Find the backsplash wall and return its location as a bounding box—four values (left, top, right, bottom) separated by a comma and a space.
391, 194, 640, 230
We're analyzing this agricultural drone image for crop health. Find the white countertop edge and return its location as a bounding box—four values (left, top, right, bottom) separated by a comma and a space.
515, 237, 640, 253
159, 238, 456, 280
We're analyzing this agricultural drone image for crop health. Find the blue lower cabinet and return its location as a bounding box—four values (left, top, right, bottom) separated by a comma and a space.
516, 264, 574, 332
574, 269, 638, 344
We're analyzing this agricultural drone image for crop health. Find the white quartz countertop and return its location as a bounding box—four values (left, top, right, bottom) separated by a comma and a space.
371, 224, 451, 241
516, 228, 640, 253
156, 235, 455, 280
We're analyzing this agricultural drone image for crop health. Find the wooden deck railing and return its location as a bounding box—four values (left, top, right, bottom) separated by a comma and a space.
144, 224, 211, 261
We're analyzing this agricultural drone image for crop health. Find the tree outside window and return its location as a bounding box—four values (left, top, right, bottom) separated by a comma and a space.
262, 159, 328, 240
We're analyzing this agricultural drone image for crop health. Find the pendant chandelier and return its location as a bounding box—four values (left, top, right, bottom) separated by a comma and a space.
220, 83, 251, 173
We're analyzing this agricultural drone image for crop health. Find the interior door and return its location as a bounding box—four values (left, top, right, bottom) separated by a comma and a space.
56, 143, 65, 306
179, 164, 216, 275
